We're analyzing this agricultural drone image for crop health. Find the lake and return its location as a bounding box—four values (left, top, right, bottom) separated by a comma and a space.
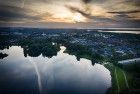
0, 46, 111, 94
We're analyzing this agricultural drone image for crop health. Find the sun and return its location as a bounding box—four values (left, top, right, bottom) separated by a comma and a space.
73, 13, 86, 22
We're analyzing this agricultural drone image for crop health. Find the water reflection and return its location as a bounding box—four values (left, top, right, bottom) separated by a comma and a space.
0, 46, 111, 94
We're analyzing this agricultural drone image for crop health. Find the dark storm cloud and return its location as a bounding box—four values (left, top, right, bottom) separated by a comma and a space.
108, 10, 140, 21
82, 0, 92, 4
81, 0, 107, 4
67, 5, 139, 27
114, 14, 132, 19
123, 0, 140, 6
66, 5, 115, 22
0, 5, 40, 22
108, 10, 140, 28
108, 10, 140, 14
66, 5, 90, 17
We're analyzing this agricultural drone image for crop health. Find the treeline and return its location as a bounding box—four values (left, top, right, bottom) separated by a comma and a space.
18, 37, 60, 58
63, 42, 103, 63
50, 36, 104, 64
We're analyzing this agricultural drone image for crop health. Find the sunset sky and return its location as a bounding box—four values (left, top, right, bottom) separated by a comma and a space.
0, 0, 140, 28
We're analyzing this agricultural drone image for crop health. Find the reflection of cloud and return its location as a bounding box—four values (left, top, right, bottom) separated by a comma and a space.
28, 57, 42, 94
28, 46, 111, 94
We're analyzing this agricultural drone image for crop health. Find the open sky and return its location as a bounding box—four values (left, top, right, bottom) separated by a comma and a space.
0, 0, 140, 28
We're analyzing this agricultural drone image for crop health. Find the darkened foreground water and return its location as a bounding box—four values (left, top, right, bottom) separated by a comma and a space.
0, 46, 111, 94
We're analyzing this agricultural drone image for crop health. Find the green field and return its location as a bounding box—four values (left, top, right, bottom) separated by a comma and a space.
104, 63, 132, 94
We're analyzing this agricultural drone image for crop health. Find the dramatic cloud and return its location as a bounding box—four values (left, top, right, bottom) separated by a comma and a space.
108, 10, 140, 14
123, 0, 140, 6
0, 5, 41, 22
0, 0, 139, 28
66, 5, 115, 23
66, 5, 90, 17
82, 0, 92, 4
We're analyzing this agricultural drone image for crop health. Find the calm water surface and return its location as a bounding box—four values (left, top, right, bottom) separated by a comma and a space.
0, 46, 111, 94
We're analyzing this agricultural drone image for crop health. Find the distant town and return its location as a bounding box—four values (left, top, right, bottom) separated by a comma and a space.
1, 27, 140, 61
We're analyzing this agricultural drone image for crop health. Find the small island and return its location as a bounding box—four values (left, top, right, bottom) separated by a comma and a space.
0, 53, 8, 59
